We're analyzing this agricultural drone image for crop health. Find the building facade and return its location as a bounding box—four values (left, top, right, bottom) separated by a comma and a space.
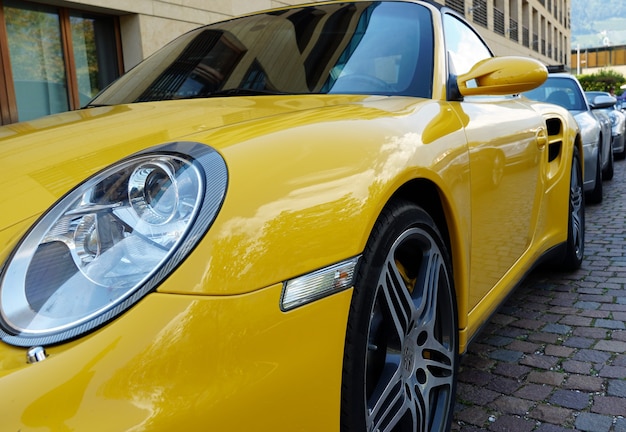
571, 45, 626, 77
0, 0, 570, 125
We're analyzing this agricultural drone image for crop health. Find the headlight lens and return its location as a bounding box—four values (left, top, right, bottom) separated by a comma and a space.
0, 142, 227, 346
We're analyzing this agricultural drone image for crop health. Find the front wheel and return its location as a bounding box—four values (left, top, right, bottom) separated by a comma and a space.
341, 200, 458, 432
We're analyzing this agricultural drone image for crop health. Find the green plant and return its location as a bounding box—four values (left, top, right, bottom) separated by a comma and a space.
577, 69, 626, 95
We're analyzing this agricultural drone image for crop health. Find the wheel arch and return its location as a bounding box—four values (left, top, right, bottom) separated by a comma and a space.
387, 177, 471, 349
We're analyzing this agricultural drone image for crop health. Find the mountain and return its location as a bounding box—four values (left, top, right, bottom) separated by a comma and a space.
571, 0, 626, 48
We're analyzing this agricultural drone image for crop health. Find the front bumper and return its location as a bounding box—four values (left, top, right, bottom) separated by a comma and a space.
0, 285, 352, 431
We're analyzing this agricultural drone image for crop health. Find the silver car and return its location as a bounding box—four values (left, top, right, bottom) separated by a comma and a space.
585, 91, 626, 160
524, 73, 614, 204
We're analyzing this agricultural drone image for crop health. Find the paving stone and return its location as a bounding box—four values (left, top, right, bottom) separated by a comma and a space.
520, 354, 559, 370
544, 344, 575, 357
456, 383, 500, 405
593, 339, 626, 352
613, 330, 626, 342
542, 323, 572, 334
615, 353, 626, 366
607, 379, 626, 397
581, 310, 611, 319
459, 369, 493, 386
563, 374, 604, 392
595, 319, 626, 329
575, 301, 602, 310
528, 403, 574, 424
488, 414, 535, 432
461, 354, 495, 370
598, 365, 626, 378
563, 336, 594, 349
534, 425, 573, 432
560, 315, 594, 326
561, 359, 592, 374
574, 327, 610, 339
511, 319, 544, 330
572, 349, 612, 363
543, 313, 564, 323
489, 349, 523, 363
591, 395, 626, 415
455, 406, 490, 427
486, 376, 521, 395
527, 370, 565, 386
575, 412, 613, 432
485, 335, 515, 347
491, 395, 533, 416
507, 340, 541, 353
492, 363, 531, 379
528, 332, 561, 344
549, 389, 590, 410
615, 417, 626, 432
514, 383, 553, 401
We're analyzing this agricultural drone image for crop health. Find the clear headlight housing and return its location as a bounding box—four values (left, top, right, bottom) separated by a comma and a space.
0, 142, 227, 346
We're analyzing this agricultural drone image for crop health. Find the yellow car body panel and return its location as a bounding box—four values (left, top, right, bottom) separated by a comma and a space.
0, 95, 470, 299
0, 287, 352, 430
0, 1, 581, 430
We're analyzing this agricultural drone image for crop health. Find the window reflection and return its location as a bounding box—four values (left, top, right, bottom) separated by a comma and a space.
2, 1, 119, 122
92, 1, 434, 106
4, 1, 69, 121
70, 12, 119, 105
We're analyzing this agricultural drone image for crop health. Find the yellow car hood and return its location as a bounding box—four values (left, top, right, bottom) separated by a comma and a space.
0, 95, 444, 295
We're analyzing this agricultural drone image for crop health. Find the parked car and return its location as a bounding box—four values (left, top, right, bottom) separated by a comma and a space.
0, 2, 584, 431
585, 91, 626, 160
523, 71, 613, 203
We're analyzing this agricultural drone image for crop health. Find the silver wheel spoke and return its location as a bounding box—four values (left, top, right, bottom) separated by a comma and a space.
367, 230, 456, 432
381, 256, 417, 341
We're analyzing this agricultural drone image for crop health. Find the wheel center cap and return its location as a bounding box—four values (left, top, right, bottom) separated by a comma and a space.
401, 343, 415, 377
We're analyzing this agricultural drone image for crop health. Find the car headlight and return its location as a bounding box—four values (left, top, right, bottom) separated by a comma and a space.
0, 142, 227, 346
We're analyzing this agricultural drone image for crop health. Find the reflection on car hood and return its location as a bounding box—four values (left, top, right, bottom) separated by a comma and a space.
0, 95, 375, 228
0, 95, 435, 295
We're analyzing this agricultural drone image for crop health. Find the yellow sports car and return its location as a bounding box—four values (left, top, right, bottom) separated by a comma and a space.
0, 1, 584, 431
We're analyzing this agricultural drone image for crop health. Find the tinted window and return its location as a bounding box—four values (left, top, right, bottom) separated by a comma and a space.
91, 1, 434, 105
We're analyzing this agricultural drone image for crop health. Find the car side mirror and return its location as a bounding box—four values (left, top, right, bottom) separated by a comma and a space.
456, 56, 548, 97
589, 95, 617, 110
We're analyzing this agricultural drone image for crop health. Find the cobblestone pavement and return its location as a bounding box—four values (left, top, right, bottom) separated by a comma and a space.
452, 157, 626, 432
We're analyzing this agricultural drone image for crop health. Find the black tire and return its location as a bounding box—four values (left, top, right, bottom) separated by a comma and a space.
587, 150, 603, 204
559, 146, 585, 271
341, 200, 458, 432
603, 141, 614, 181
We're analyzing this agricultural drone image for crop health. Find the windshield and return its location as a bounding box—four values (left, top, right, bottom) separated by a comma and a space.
89, 1, 433, 105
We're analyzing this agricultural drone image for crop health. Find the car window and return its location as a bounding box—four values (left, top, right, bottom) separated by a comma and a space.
90, 2, 434, 105
523, 77, 586, 110
443, 13, 492, 76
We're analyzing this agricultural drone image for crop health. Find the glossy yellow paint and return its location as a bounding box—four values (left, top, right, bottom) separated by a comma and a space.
0, 18, 578, 428
457, 56, 549, 96
0, 286, 352, 430
0, 95, 471, 299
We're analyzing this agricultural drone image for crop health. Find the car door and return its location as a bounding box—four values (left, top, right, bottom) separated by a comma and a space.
444, 13, 546, 311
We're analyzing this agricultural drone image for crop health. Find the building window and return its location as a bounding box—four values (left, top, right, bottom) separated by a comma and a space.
445, 0, 465, 16
471, 0, 487, 28
0, 0, 121, 124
